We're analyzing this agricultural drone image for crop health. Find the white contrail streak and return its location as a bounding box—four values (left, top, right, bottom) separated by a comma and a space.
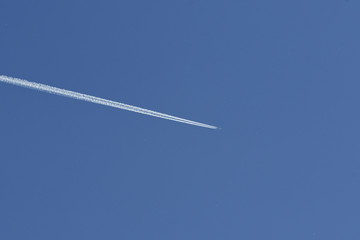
0, 75, 217, 129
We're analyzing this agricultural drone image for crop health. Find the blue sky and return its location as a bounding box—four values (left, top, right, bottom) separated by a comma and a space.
0, 0, 359, 239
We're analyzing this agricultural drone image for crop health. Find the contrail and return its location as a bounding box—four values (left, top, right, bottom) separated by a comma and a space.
0, 75, 217, 129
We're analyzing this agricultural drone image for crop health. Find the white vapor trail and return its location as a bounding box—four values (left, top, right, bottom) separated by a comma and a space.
0, 75, 217, 129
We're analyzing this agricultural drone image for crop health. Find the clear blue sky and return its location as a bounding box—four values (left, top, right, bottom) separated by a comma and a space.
1, 0, 359, 239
